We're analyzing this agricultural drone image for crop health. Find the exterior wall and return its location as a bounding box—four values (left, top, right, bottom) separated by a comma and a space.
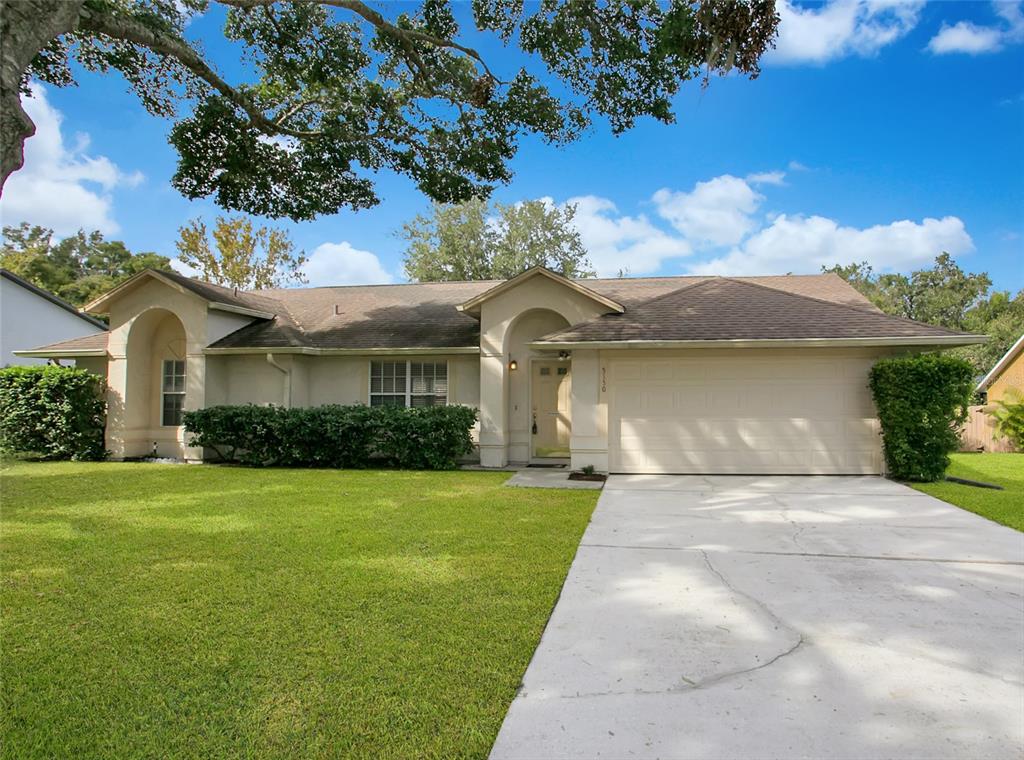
988, 351, 1024, 403
0, 275, 106, 366
476, 275, 611, 467
76, 356, 109, 378
211, 353, 480, 411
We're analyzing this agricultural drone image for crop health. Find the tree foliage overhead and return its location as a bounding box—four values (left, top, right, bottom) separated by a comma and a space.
825, 253, 1024, 375
1, 0, 779, 220
176, 215, 307, 289
0, 222, 171, 305
401, 198, 594, 281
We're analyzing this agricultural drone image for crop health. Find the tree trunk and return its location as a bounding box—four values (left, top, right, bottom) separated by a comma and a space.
0, 0, 84, 193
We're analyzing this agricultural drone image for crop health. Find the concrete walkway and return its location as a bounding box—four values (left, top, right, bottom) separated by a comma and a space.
491, 475, 1024, 760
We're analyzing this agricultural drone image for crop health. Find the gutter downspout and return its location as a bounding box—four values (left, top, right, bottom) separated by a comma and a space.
266, 353, 291, 408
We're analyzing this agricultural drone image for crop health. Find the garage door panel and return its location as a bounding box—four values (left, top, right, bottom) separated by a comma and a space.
609, 356, 882, 475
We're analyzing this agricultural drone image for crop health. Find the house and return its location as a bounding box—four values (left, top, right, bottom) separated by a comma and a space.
959, 332, 1024, 452
976, 333, 1024, 404
15, 266, 984, 473
0, 269, 108, 368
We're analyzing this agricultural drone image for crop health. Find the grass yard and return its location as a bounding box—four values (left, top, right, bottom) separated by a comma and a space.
0, 462, 598, 759
911, 453, 1024, 532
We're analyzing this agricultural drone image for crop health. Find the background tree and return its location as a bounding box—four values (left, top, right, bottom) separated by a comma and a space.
402, 198, 593, 281
825, 253, 1024, 374
0, 222, 170, 305
176, 216, 306, 289
0, 1, 779, 220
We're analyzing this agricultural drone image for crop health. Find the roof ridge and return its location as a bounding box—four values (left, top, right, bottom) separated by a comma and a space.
260, 278, 504, 294
619, 276, 724, 310
716, 277, 969, 335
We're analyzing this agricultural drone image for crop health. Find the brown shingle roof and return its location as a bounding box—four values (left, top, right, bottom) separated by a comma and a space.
537, 278, 973, 344
211, 281, 493, 350
208, 273, 885, 350
16, 332, 109, 355
156, 269, 284, 315
581, 272, 879, 311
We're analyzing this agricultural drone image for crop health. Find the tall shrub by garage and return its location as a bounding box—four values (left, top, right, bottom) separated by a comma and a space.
868, 354, 974, 482
0, 365, 107, 460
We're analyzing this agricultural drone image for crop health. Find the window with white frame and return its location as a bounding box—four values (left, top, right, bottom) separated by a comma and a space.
161, 359, 186, 426
370, 360, 447, 407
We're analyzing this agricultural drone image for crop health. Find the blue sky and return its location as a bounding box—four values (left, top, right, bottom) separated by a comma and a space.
1, 0, 1021, 291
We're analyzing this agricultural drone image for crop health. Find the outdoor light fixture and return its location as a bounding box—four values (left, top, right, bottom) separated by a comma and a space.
558, 350, 571, 360
509, 359, 518, 370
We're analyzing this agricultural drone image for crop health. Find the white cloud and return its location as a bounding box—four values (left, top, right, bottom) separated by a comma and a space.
0, 84, 142, 235
788, 160, 812, 172
928, 1, 1024, 55
687, 214, 974, 276
169, 258, 202, 278
770, 0, 924, 64
564, 195, 691, 277
928, 21, 1004, 54
746, 170, 787, 186
302, 241, 395, 286
652, 175, 764, 247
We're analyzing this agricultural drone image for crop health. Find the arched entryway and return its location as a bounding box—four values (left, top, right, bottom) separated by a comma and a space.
505, 309, 571, 463
123, 308, 188, 457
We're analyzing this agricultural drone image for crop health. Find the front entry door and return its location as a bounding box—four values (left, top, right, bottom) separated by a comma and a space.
532, 361, 571, 458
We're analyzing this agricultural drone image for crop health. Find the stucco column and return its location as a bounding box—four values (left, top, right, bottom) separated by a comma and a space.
478, 351, 508, 467
104, 353, 130, 460
569, 349, 609, 472
182, 346, 206, 462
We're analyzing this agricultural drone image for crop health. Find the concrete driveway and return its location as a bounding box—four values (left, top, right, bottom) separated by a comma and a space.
491, 475, 1024, 760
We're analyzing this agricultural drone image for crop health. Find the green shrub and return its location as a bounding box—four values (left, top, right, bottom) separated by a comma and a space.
869, 353, 975, 482
184, 403, 477, 470
989, 388, 1024, 451
0, 365, 107, 460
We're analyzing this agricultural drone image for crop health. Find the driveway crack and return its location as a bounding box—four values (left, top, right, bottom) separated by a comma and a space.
773, 494, 808, 552
685, 549, 808, 689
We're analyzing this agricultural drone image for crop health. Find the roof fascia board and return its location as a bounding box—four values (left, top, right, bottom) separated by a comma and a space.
457, 267, 625, 314
976, 333, 1024, 391
205, 346, 480, 356
13, 348, 108, 358
528, 335, 988, 350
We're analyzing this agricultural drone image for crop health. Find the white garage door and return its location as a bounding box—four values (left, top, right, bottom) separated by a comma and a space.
608, 354, 883, 474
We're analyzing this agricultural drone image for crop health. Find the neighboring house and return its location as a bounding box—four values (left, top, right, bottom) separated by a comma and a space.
16, 266, 984, 472
976, 333, 1024, 404
0, 269, 108, 368
961, 333, 1024, 452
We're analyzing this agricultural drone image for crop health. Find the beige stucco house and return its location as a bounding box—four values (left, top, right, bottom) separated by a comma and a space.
17, 266, 984, 474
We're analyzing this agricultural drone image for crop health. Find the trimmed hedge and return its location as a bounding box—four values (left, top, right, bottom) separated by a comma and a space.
183, 403, 478, 470
869, 353, 974, 482
0, 365, 107, 460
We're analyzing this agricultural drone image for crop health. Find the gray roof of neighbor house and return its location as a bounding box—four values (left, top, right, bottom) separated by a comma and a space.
1, 269, 109, 331
535, 277, 977, 345
20, 269, 983, 355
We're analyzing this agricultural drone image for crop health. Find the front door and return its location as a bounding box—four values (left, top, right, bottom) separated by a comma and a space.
532, 361, 571, 458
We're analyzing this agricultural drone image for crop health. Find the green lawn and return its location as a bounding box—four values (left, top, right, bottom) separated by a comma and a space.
0, 463, 598, 759
911, 453, 1024, 532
